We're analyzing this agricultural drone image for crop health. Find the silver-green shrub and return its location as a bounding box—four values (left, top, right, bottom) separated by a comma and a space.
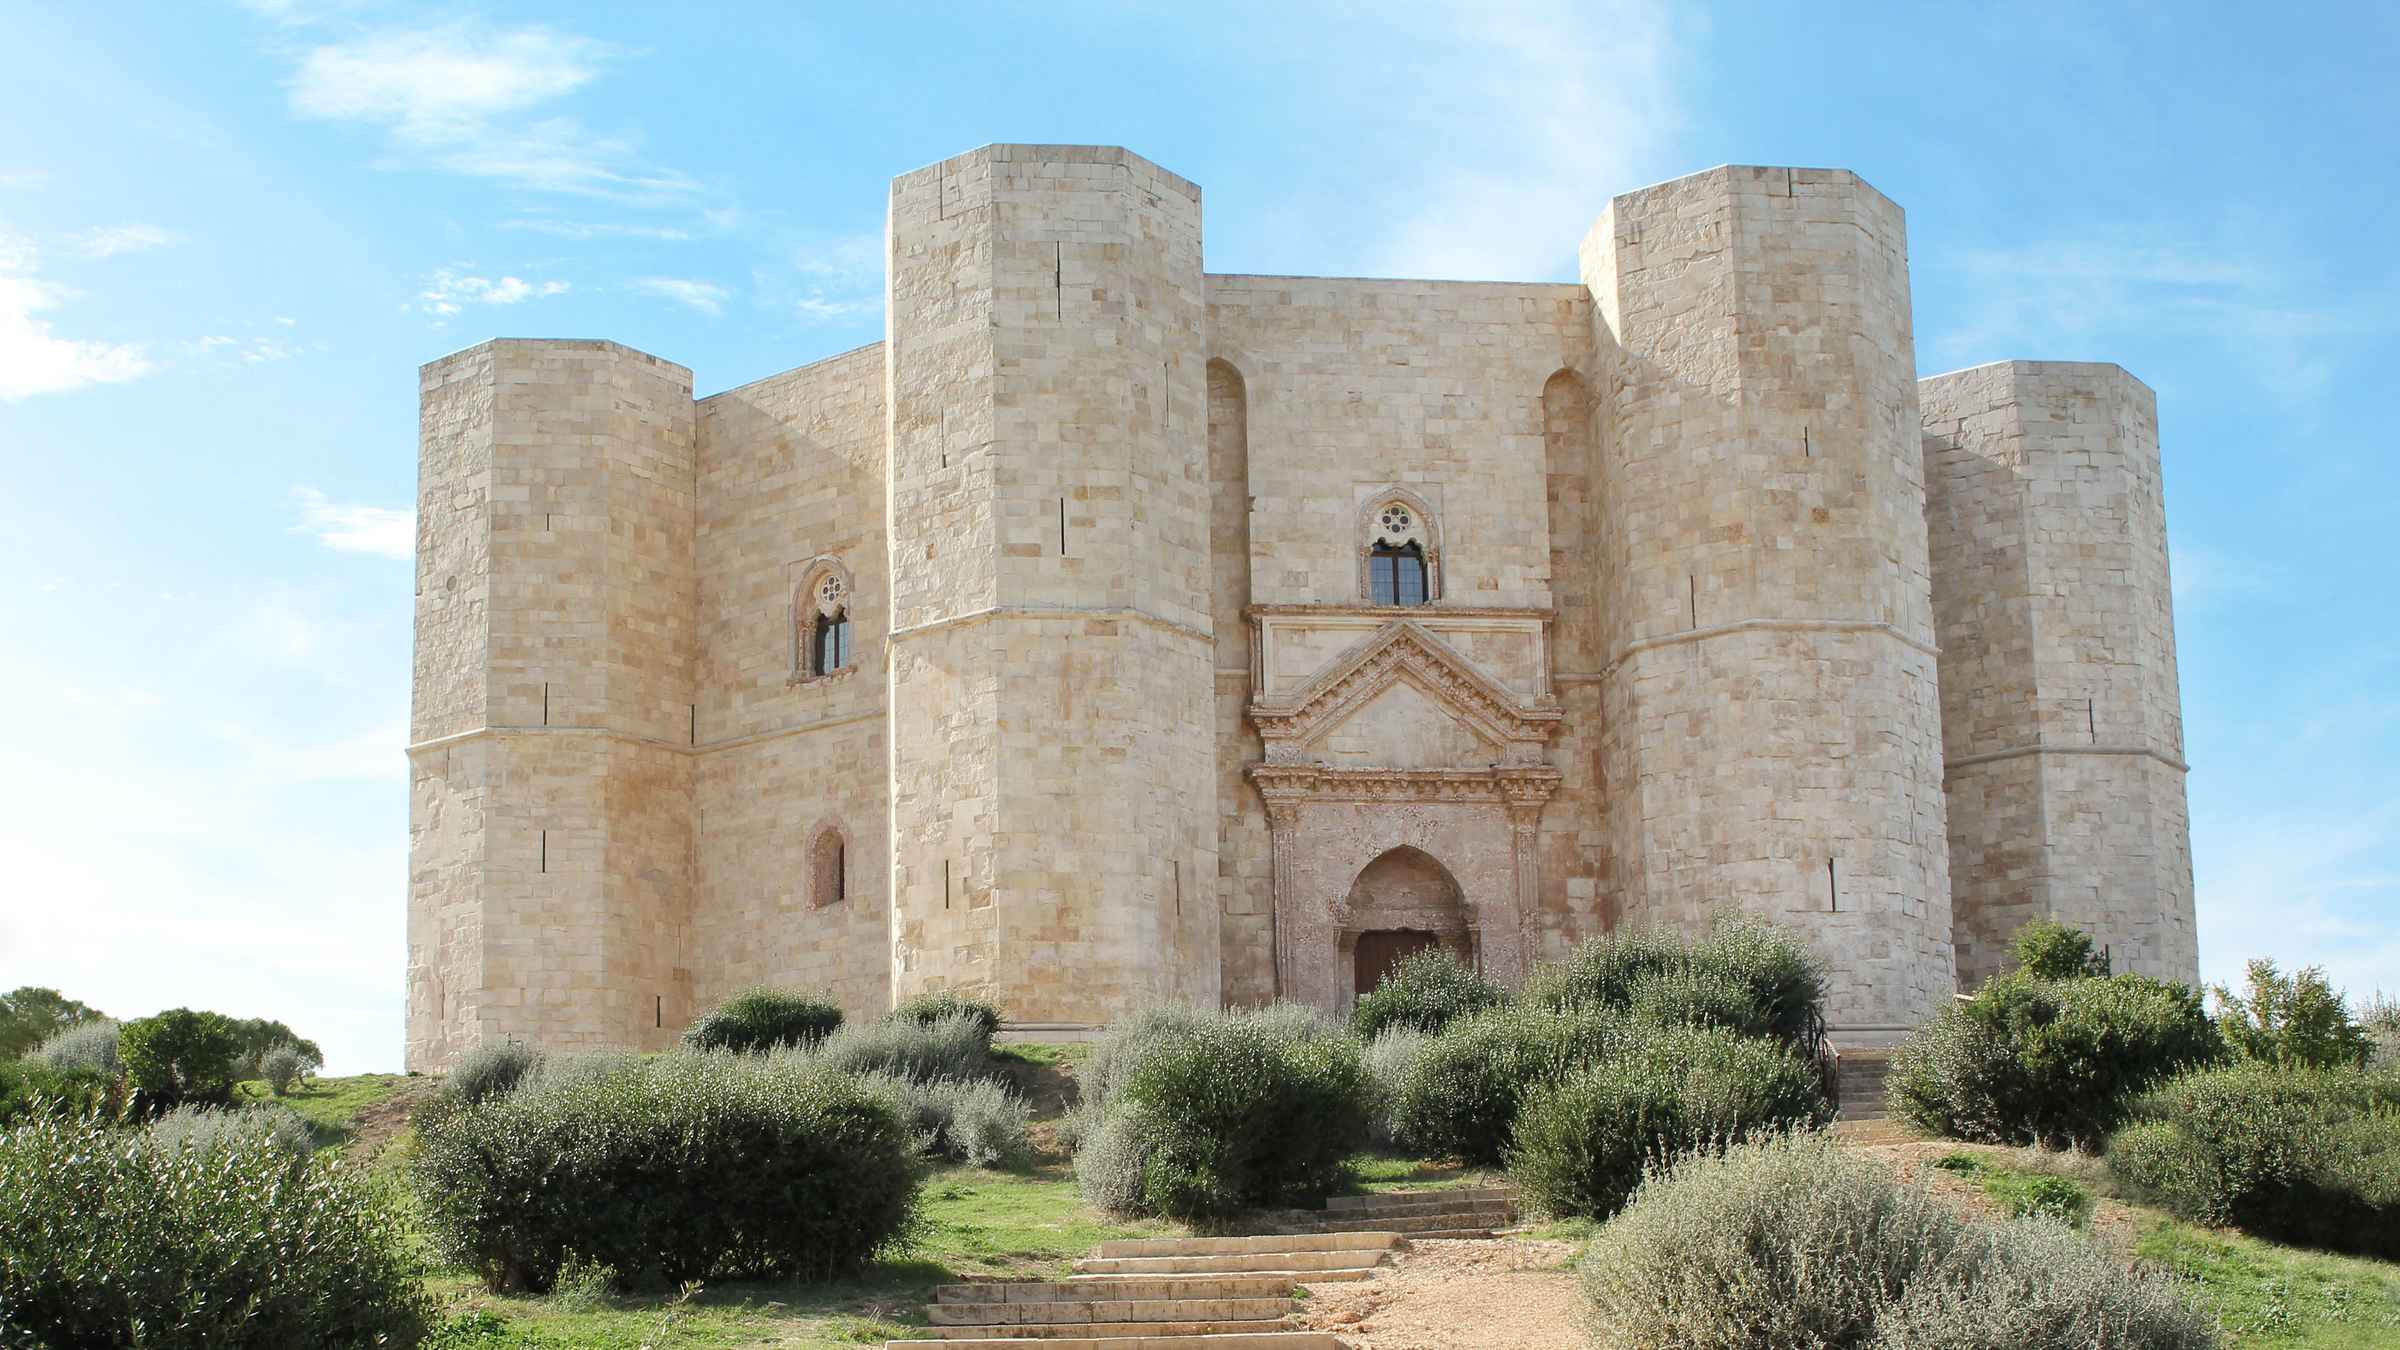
876, 1073, 1031, 1168
1581, 1132, 2215, 1350
1, 1108, 432, 1347
1868, 1216, 2215, 1349
1508, 1024, 1829, 1218
446, 1041, 543, 1106
816, 1009, 990, 1081
150, 1103, 315, 1159
1073, 1110, 1152, 1214
1362, 1026, 1431, 1148
259, 1042, 307, 1095
412, 1050, 918, 1292
519, 1049, 640, 1097
26, 1018, 118, 1077
2362, 992, 2399, 1070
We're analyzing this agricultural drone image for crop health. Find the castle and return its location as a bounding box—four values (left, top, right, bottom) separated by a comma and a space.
405, 145, 2198, 1070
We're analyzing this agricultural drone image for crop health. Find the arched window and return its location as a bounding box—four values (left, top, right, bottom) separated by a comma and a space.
795, 559, 856, 680
812, 606, 851, 676
1369, 540, 1428, 606
809, 825, 847, 908
1358, 492, 1440, 605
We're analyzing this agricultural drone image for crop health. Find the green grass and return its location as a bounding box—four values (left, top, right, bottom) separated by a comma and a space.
1932, 1151, 2096, 1226
2140, 1218, 2400, 1347
414, 1159, 1174, 1347
235, 1072, 416, 1151
1345, 1149, 1504, 1193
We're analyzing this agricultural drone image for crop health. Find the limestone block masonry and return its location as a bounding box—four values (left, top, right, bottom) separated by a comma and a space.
404, 145, 2201, 1070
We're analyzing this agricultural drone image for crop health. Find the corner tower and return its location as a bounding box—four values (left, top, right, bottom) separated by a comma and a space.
883, 146, 1218, 1021
406, 340, 698, 1070
1921, 361, 2197, 986
1581, 167, 1955, 1034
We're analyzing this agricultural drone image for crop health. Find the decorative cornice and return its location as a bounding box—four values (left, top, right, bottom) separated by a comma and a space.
405, 707, 884, 760
1250, 620, 1561, 756
1945, 741, 2189, 774
1250, 763, 1562, 807
890, 604, 1211, 646
1599, 618, 1938, 678
1248, 602, 1553, 621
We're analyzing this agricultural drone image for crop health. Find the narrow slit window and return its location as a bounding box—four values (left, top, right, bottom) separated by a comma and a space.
1370, 541, 1428, 606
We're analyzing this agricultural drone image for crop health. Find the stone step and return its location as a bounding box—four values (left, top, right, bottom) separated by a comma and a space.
1323, 1186, 1513, 1212
892, 1325, 1363, 1335
936, 1278, 1295, 1305
1093, 1232, 1397, 1260
1275, 1212, 1505, 1236
930, 1298, 1294, 1327
1285, 1197, 1515, 1221
916, 1319, 1295, 1340
1075, 1258, 1382, 1277
1074, 1249, 1392, 1277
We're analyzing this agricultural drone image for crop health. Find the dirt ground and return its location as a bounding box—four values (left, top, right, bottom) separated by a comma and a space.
1292, 1237, 1587, 1350
1289, 1134, 2144, 1349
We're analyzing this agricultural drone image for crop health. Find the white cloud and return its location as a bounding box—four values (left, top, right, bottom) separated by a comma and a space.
193, 333, 305, 365
1923, 216, 2397, 421
69, 223, 175, 258
291, 24, 604, 142
0, 170, 51, 192
0, 236, 154, 401
416, 268, 569, 318
635, 276, 728, 315
290, 487, 414, 560
758, 233, 883, 325
281, 22, 695, 203
2169, 543, 2274, 609
1359, 0, 1682, 281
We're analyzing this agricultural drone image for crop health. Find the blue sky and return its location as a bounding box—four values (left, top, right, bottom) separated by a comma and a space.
1, 2, 2392, 1072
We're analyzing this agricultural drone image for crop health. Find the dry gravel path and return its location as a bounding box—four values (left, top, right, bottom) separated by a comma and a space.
1291, 1235, 1586, 1349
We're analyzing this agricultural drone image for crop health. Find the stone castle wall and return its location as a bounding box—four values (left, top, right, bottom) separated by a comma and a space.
688, 344, 892, 1015
403, 147, 2198, 1069
884, 146, 1219, 1022
407, 341, 698, 1068
1923, 361, 2197, 986
1582, 168, 1955, 1030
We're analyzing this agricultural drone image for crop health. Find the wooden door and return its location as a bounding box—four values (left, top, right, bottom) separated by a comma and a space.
1355, 929, 1441, 998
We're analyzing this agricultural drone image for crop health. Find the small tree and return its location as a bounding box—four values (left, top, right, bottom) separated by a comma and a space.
0, 987, 105, 1060
119, 1009, 245, 1113
2212, 959, 2371, 1070
2009, 919, 2111, 980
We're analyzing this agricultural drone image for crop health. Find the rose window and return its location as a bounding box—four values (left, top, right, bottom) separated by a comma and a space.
1377, 505, 1414, 540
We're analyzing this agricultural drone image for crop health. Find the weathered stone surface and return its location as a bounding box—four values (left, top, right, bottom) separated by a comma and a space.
403, 148, 2197, 1070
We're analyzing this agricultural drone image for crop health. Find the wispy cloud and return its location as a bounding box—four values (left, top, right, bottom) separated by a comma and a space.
0, 170, 52, 192
2195, 797, 2400, 1005
0, 234, 154, 401
69, 223, 175, 258
1923, 215, 2398, 421
281, 21, 694, 203
755, 232, 882, 325
2169, 543, 2275, 609
1360, 0, 1682, 281
289, 487, 414, 560
634, 276, 728, 315
504, 217, 693, 242
194, 334, 306, 365
291, 24, 604, 140
415, 267, 569, 318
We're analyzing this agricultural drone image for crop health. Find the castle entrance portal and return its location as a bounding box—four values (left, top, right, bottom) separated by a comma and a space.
1355, 930, 1441, 996
1343, 847, 1469, 998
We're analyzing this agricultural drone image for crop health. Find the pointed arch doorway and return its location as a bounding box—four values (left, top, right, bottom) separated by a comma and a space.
1342, 846, 1472, 999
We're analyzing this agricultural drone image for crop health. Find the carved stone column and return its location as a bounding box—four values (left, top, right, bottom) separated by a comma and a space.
1261, 793, 1301, 1002
1491, 773, 1558, 985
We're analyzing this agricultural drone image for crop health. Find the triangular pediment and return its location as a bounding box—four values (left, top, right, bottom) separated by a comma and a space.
1250, 620, 1561, 754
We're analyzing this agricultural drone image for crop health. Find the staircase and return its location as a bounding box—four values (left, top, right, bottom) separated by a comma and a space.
1264, 1184, 1520, 1240
1834, 1049, 1893, 1122
887, 1186, 1521, 1348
